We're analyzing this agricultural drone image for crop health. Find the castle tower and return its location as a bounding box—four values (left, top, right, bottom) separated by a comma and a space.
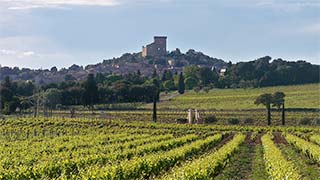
142, 36, 167, 57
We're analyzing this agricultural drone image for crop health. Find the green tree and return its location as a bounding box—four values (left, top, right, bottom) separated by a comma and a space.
272, 92, 286, 125
3, 97, 20, 115
184, 65, 200, 79
198, 67, 217, 87
1, 76, 13, 102
0, 76, 19, 115
43, 88, 62, 115
161, 70, 174, 81
95, 73, 105, 84
254, 93, 273, 126
184, 77, 198, 90
82, 74, 98, 110
178, 72, 185, 94
163, 80, 176, 91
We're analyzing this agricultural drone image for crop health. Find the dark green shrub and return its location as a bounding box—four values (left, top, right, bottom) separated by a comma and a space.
193, 87, 200, 93
204, 115, 217, 124
244, 118, 253, 124
185, 77, 198, 90
299, 118, 312, 125
176, 118, 188, 124
202, 87, 211, 93
3, 101, 19, 115
228, 118, 240, 125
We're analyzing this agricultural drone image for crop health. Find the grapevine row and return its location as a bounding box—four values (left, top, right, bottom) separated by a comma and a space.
0, 134, 199, 179
261, 134, 301, 180
162, 133, 246, 179
80, 134, 223, 179
309, 134, 320, 145
285, 134, 320, 164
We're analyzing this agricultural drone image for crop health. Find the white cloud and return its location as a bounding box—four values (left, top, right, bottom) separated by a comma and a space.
1, 0, 319, 11
0, 48, 77, 69
0, 49, 36, 58
21, 51, 35, 57
0, 50, 75, 69
0, 36, 104, 69
0, 0, 175, 10
0, 0, 119, 10
0, 36, 76, 68
0, 49, 16, 55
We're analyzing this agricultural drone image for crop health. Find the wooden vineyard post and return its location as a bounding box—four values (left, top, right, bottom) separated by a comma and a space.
152, 77, 159, 123
282, 103, 285, 126
153, 94, 157, 123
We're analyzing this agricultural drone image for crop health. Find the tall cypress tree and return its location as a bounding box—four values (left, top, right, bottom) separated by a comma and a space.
0, 76, 14, 115
83, 74, 98, 111
178, 72, 185, 94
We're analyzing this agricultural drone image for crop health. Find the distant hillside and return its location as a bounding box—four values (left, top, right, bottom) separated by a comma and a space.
155, 83, 320, 110
0, 48, 227, 84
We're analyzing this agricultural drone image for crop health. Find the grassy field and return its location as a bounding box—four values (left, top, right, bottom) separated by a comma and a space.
155, 83, 320, 110
43, 84, 319, 125
0, 117, 319, 179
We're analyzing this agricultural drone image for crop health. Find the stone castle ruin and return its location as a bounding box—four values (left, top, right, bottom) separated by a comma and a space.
142, 36, 167, 57
187, 109, 203, 124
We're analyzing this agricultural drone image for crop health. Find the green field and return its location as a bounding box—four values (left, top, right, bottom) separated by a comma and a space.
156, 83, 320, 110
47, 84, 320, 126
0, 117, 319, 179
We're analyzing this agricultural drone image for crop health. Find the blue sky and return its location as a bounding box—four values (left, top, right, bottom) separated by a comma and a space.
0, 0, 319, 69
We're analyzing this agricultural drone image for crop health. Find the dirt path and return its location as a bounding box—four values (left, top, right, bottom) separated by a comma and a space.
273, 132, 288, 144
214, 133, 256, 180
246, 132, 263, 145
249, 133, 269, 180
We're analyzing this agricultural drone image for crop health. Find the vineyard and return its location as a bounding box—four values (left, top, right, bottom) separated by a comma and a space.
154, 83, 320, 110
38, 84, 320, 126
0, 117, 319, 179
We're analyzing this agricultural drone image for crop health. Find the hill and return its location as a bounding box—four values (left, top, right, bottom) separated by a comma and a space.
155, 83, 320, 110
0, 49, 227, 84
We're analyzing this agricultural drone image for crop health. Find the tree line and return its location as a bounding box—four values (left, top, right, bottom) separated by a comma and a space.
0, 57, 318, 115
162, 57, 319, 91
0, 72, 161, 115
222, 56, 319, 88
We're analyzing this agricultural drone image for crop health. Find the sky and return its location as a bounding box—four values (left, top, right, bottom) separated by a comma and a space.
0, 0, 319, 69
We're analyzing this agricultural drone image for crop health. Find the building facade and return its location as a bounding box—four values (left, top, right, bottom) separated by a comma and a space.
142, 36, 167, 57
